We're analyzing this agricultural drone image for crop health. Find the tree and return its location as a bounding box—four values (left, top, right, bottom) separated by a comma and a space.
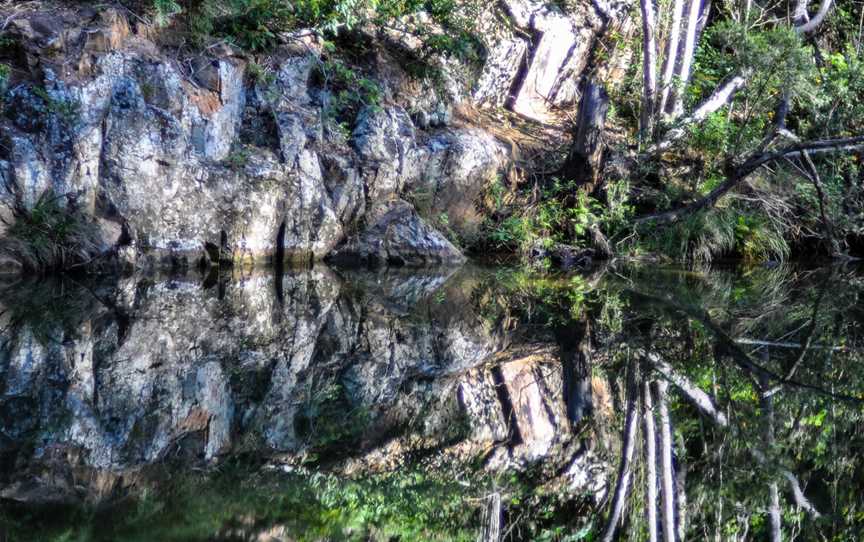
630, 0, 864, 250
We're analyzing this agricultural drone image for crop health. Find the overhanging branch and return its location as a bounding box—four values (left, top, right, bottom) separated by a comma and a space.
635, 135, 864, 225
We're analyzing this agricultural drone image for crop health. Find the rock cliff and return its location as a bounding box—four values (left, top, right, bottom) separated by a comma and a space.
0, 1, 629, 271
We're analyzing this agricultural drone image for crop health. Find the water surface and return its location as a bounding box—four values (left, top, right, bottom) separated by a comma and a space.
1, 263, 862, 540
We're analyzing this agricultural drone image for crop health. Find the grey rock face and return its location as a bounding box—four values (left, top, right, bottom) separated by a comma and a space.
0, 0, 626, 270
352, 105, 418, 201
411, 128, 510, 241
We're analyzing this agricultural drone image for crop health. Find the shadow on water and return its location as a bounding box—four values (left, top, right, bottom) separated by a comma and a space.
1, 262, 863, 540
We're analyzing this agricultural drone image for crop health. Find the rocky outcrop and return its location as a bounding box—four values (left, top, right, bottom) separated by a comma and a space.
0, 0, 631, 272
327, 200, 466, 266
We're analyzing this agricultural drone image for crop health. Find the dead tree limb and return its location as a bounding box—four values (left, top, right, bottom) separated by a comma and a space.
645, 350, 728, 426
636, 135, 864, 225
797, 0, 834, 33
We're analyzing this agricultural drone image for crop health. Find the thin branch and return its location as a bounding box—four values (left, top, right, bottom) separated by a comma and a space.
636, 135, 864, 225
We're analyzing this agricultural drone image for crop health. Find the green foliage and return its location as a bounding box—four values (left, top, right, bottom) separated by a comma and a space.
1, 462, 483, 541
224, 144, 251, 169
152, 0, 182, 26
295, 381, 371, 460
0, 63, 9, 91
313, 56, 382, 126
246, 61, 275, 86
213, 0, 293, 51
483, 178, 633, 257
0, 191, 103, 273
149, 0, 484, 68
0, 63, 9, 111
639, 203, 789, 263
31, 86, 80, 123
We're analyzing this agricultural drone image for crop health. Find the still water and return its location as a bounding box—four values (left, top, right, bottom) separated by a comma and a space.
0, 263, 862, 541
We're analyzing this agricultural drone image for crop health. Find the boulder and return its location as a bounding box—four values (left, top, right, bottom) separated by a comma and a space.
328, 200, 466, 266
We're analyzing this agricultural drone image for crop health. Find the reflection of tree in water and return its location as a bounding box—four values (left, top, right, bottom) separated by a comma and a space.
2, 265, 864, 540
569, 265, 864, 541
471, 264, 864, 539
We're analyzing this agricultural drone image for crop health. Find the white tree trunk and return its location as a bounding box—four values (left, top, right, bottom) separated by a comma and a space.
644, 381, 659, 542
797, 0, 834, 33
671, 0, 704, 117
658, 0, 685, 117
646, 351, 728, 426
601, 363, 640, 542
641, 0, 659, 137
793, 0, 811, 25
656, 380, 677, 542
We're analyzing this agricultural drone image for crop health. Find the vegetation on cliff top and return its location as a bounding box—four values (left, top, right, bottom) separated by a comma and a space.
484, 0, 864, 264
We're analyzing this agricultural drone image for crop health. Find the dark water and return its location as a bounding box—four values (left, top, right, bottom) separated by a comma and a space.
0, 262, 862, 541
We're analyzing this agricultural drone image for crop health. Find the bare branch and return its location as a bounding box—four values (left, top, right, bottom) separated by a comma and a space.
650, 74, 748, 153
796, 0, 833, 33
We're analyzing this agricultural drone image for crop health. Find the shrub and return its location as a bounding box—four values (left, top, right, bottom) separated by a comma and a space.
312, 57, 381, 126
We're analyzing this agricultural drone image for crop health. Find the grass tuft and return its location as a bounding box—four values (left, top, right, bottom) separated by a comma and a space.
0, 191, 104, 273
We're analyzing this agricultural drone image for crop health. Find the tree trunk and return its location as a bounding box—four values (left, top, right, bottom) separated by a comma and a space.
658, 0, 685, 117
671, 0, 704, 116
563, 81, 610, 192
656, 380, 677, 542
481, 492, 502, 542
797, 0, 834, 33
646, 351, 728, 426
640, 0, 659, 138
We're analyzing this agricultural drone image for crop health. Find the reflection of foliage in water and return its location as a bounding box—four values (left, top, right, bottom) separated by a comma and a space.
296, 381, 371, 463
3, 265, 864, 539
470, 263, 864, 539
0, 276, 106, 346
0, 460, 483, 541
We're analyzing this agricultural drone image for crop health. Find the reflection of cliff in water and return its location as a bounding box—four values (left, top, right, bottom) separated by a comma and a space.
0, 266, 605, 509
3, 263, 864, 540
